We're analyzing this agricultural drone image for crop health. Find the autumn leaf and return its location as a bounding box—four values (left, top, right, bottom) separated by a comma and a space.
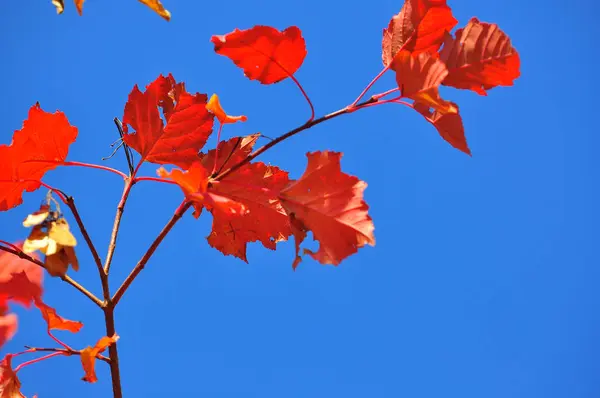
35, 300, 83, 333
0, 244, 43, 308
138, 0, 171, 21
440, 18, 520, 95
22, 205, 51, 228
0, 355, 26, 398
80, 335, 119, 383
382, 0, 457, 66
0, 104, 77, 211
413, 101, 470, 155
123, 74, 214, 169
392, 51, 456, 114
212, 26, 307, 84
157, 162, 247, 218
206, 94, 248, 124
0, 311, 17, 352
279, 151, 375, 269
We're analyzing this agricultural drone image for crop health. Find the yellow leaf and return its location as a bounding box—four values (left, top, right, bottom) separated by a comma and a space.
138, 0, 171, 21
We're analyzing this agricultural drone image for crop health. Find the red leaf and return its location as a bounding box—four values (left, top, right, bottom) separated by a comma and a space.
392, 51, 457, 114
0, 104, 78, 211
0, 311, 17, 350
382, 0, 457, 65
279, 151, 375, 269
212, 26, 307, 84
440, 18, 520, 95
35, 300, 83, 333
414, 101, 471, 155
0, 244, 43, 308
123, 74, 214, 169
80, 335, 119, 383
0, 355, 26, 398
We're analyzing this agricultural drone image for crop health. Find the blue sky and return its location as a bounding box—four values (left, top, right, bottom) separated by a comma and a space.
1, 0, 599, 397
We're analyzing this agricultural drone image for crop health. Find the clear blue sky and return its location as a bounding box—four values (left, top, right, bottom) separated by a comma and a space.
1, 0, 599, 397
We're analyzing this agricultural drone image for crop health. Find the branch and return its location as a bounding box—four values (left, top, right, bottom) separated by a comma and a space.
24, 346, 110, 363
112, 201, 191, 306
0, 245, 104, 307
103, 178, 135, 275
65, 196, 109, 301
103, 308, 122, 398
214, 96, 378, 182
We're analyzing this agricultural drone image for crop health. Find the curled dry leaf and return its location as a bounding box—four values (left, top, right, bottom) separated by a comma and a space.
206, 94, 248, 125
382, 0, 457, 65
22, 205, 50, 228
138, 0, 171, 21
0, 355, 26, 398
392, 51, 456, 114
440, 18, 520, 95
413, 101, 470, 155
35, 300, 83, 333
212, 26, 307, 84
80, 335, 119, 383
123, 74, 214, 169
279, 151, 375, 269
0, 103, 77, 211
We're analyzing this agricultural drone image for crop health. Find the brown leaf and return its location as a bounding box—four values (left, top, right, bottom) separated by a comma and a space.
22, 205, 50, 228
51, 0, 64, 14
48, 219, 77, 247
45, 246, 78, 277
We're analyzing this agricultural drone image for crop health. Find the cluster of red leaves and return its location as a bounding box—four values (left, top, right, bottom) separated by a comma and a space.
381, 0, 520, 154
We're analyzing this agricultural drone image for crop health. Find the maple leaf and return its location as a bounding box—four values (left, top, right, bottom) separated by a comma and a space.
0, 244, 43, 308
440, 18, 520, 95
382, 0, 457, 66
413, 101, 470, 155
206, 94, 248, 125
392, 51, 457, 114
0, 355, 26, 398
279, 151, 375, 269
0, 103, 77, 211
138, 0, 171, 21
212, 26, 307, 84
122, 74, 214, 170
80, 335, 119, 383
35, 300, 83, 333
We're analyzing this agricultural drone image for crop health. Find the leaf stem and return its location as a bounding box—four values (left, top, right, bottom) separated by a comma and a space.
47, 329, 73, 351
14, 352, 65, 373
112, 200, 191, 307
0, 246, 103, 307
349, 65, 391, 107
212, 123, 225, 174
22, 160, 128, 179
24, 346, 110, 363
132, 176, 177, 185
289, 74, 315, 122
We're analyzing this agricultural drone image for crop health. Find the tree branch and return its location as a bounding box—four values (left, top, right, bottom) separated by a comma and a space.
0, 245, 104, 307
104, 178, 135, 275
24, 346, 110, 363
65, 196, 110, 301
112, 201, 191, 306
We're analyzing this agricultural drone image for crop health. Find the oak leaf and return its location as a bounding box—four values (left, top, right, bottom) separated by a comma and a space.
206, 94, 248, 124
0, 104, 77, 211
414, 101, 470, 155
440, 18, 520, 95
279, 151, 375, 269
382, 0, 457, 65
80, 335, 119, 383
123, 74, 214, 169
212, 26, 307, 84
0, 355, 25, 398
35, 300, 83, 333
392, 51, 456, 114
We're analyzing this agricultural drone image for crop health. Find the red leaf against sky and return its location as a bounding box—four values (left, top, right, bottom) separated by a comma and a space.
0, 310, 17, 352
35, 300, 83, 333
279, 151, 375, 269
382, 0, 457, 65
0, 355, 25, 398
440, 18, 520, 95
0, 244, 43, 308
0, 104, 77, 211
212, 26, 307, 84
123, 74, 214, 169
80, 335, 119, 383
392, 51, 457, 114
413, 101, 470, 155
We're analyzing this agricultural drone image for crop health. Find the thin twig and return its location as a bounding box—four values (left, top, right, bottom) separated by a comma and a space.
114, 118, 135, 176
23, 346, 111, 363
112, 201, 191, 306
22, 160, 128, 179
0, 245, 103, 307
214, 96, 378, 182
65, 196, 109, 301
